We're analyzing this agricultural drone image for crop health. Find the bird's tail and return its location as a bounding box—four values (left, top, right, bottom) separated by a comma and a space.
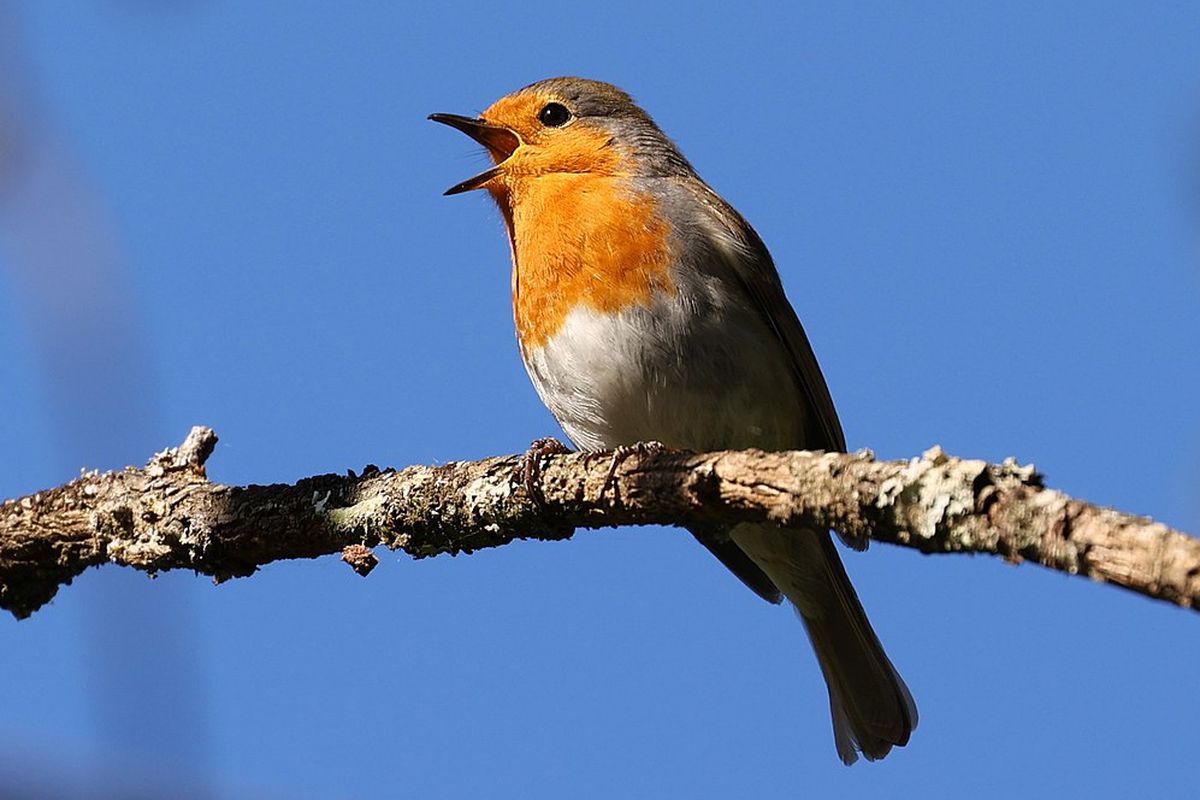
730, 523, 917, 765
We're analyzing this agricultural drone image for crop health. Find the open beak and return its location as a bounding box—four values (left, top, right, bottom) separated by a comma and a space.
428, 113, 521, 195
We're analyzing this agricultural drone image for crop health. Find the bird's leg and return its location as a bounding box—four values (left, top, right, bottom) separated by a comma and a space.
512, 436, 572, 506
599, 440, 673, 499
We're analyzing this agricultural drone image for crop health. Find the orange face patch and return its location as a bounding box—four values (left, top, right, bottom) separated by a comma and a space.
480, 92, 623, 180
479, 92, 546, 146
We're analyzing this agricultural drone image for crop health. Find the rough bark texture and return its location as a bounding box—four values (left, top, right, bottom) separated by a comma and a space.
1, 426, 1196, 620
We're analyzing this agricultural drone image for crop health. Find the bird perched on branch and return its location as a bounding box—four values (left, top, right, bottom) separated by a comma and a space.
431, 77, 916, 764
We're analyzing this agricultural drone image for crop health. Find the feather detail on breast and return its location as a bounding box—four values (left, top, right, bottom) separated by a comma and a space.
506, 174, 675, 351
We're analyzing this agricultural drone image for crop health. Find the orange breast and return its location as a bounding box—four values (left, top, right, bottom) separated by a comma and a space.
505, 174, 674, 350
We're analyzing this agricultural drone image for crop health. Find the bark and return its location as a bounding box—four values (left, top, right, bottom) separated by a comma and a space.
0, 426, 1196, 620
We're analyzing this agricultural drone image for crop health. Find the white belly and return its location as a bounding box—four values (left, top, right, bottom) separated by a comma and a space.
521, 290, 806, 453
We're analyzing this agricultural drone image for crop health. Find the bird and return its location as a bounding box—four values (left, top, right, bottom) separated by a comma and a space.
430, 77, 916, 765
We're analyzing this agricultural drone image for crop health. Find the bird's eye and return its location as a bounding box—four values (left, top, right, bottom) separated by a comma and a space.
538, 102, 571, 128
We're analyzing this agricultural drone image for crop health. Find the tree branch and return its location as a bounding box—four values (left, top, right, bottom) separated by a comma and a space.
1, 426, 1196, 620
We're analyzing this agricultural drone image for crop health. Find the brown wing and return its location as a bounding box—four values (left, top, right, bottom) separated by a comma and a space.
697, 186, 865, 552
699, 185, 847, 455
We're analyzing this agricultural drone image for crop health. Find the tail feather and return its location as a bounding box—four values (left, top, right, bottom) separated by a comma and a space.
729, 523, 917, 765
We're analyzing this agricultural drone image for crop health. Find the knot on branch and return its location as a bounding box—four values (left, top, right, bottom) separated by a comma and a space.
148, 426, 219, 478
341, 544, 379, 576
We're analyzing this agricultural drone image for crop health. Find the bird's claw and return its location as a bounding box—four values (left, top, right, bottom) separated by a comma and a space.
512, 436, 572, 506
600, 440, 672, 499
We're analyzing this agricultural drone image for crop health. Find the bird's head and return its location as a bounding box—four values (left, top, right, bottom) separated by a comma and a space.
430, 77, 691, 198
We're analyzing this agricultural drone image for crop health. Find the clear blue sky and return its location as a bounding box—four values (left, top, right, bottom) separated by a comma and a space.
1, 2, 1198, 798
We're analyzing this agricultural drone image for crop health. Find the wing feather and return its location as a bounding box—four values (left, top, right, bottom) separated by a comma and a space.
696, 185, 847, 454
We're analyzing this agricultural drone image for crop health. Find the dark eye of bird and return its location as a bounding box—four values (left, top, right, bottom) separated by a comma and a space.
538, 102, 571, 128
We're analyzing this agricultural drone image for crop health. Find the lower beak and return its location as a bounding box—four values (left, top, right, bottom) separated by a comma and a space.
428, 113, 521, 195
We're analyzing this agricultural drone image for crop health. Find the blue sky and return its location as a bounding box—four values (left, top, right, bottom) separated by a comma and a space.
1, 2, 1198, 797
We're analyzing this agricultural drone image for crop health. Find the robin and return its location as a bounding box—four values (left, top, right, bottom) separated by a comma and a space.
430, 77, 916, 765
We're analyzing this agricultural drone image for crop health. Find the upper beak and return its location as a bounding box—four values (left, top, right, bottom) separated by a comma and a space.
428, 113, 521, 195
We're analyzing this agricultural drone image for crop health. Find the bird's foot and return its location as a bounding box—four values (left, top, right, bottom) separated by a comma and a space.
599, 440, 673, 499
512, 436, 572, 506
